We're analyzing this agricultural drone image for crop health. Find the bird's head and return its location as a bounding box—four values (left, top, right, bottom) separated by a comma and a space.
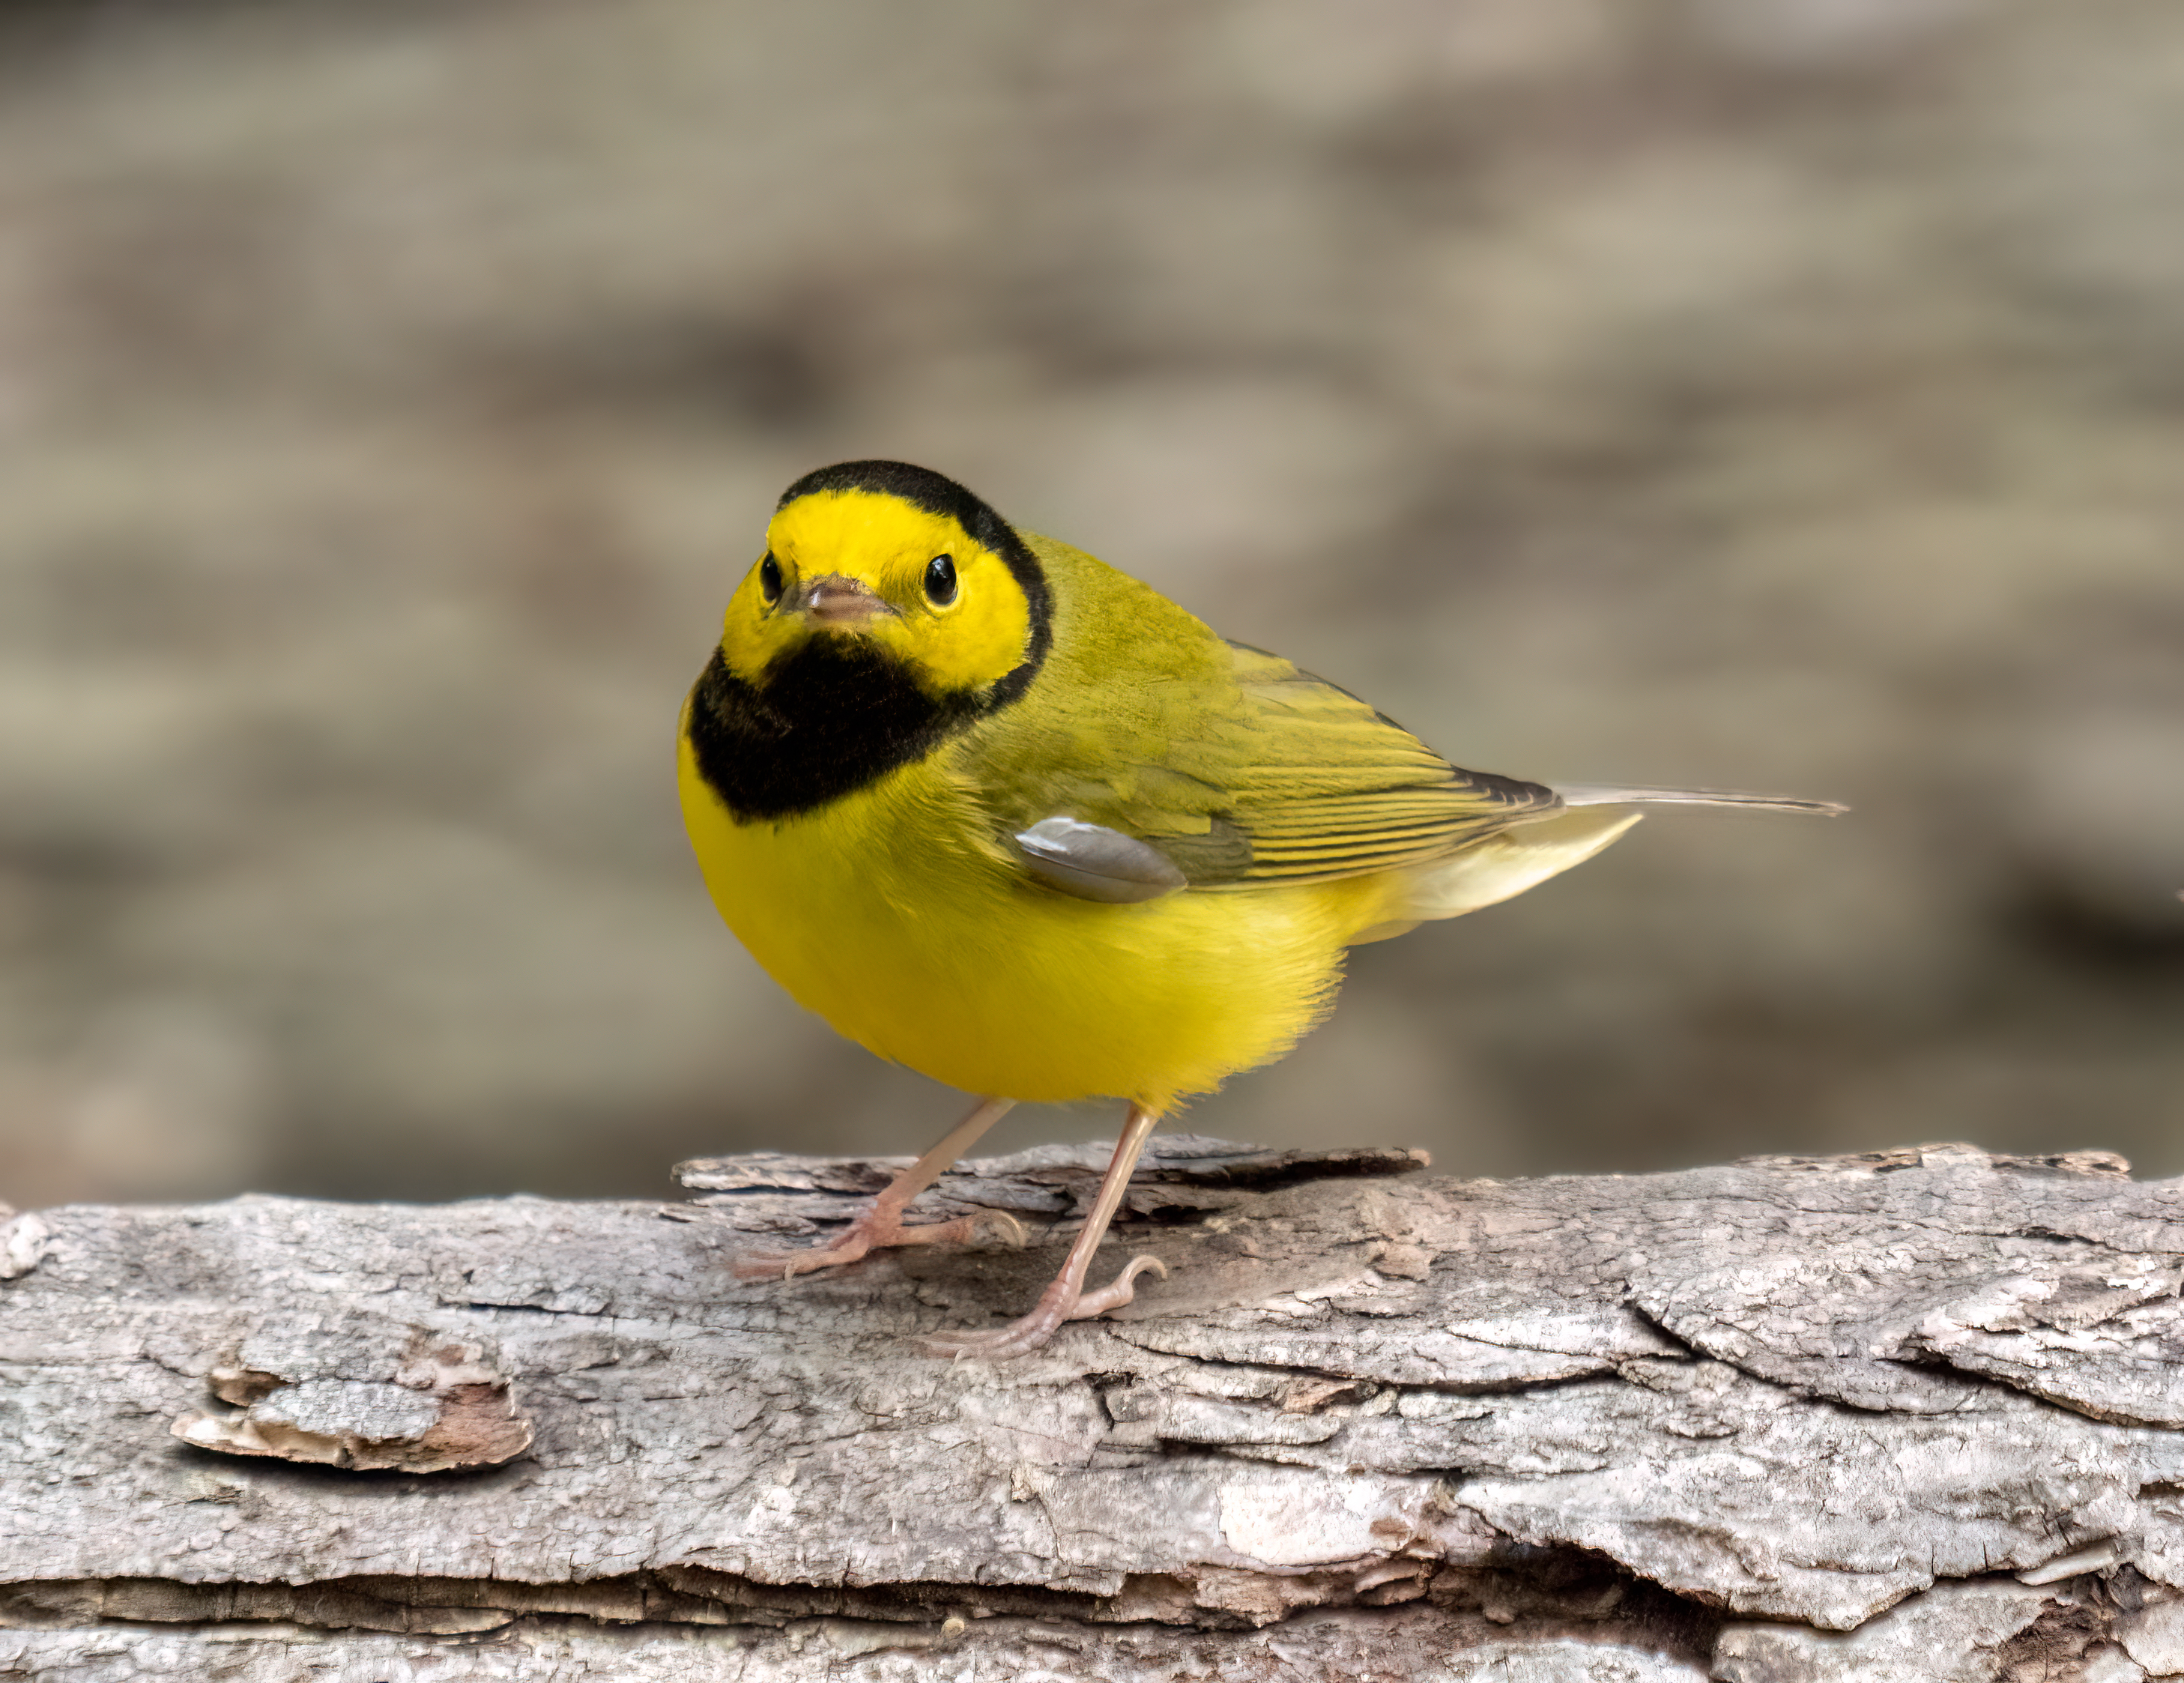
717, 461, 1050, 705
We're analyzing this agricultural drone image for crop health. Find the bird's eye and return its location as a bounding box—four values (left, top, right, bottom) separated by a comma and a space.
924, 554, 958, 606
758, 554, 783, 605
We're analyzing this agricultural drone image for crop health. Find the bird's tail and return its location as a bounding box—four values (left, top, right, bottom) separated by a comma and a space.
1367, 782, 1845, 936
1553, 784, 1848, 817
1383, 806, 1643, 927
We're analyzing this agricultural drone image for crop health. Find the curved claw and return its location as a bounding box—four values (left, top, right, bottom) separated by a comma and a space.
972, 1209, 1029, 1249
1077, 1252, 1166, 1311
918, 1250, 1171, 1362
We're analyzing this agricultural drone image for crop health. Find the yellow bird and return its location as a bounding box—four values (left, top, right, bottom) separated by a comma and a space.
679, 460, 1840, 1358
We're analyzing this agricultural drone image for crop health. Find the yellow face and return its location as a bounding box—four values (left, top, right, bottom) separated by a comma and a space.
719, 486, 1037, 700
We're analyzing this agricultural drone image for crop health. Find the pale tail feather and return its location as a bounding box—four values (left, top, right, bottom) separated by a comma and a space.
1387, 807, 1644, 926
1555, 783, 1848, 817
1352, 785, 1843, 940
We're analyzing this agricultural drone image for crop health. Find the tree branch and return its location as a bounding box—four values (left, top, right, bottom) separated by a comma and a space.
5, 1138, 2182, 1680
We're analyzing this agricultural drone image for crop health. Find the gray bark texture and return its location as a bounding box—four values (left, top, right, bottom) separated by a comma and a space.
6, 1137, 2184, 1680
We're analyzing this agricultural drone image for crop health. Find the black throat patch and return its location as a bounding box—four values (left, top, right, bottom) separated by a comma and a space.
685, 638, 982, 822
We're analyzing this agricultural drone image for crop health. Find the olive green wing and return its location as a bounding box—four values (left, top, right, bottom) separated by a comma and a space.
1175, 641, 1558, 886
952, 534, 1557, 889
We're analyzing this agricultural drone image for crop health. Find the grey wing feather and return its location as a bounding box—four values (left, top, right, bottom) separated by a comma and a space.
1015, 817, 1189, 904
1554, 784, 1848, 816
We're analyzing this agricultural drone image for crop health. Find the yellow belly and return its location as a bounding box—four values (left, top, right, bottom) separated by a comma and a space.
678, 735, 1394, 1108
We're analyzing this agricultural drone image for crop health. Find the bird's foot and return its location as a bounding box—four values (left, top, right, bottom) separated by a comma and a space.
919, 1253, 1167, 1361
732, 1206, 1026, 1283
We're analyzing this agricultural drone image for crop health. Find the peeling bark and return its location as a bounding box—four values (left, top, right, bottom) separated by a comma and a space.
4, 1139, 2183, 1680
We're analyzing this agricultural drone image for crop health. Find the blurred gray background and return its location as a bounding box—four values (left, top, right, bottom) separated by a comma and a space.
1, 0, 2179, 1209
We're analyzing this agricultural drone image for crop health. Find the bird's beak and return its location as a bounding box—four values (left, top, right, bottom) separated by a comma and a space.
796, 573, 896, 630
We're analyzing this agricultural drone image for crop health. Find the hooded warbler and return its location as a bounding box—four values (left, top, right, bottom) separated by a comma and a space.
679, 459, 1841, 1358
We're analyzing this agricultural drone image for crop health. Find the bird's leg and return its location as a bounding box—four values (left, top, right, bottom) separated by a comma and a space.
731, 1096, 1020, 1281
919, 1102, 1167, 1360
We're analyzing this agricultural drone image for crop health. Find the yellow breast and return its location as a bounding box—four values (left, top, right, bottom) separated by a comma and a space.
677, 727, 1391, 1109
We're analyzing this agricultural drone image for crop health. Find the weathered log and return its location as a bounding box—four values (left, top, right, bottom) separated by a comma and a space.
5, 1137, 2184, 1681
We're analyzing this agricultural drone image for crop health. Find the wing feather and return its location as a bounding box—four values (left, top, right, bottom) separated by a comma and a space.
954, 537, 1561, 889
1200, 641, 1558, 883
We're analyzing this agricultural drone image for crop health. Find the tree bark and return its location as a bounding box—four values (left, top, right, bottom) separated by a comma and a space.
4, 1137, 2183, 1681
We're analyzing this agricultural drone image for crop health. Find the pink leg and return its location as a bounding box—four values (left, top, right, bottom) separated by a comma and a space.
732, 1096, 1020, 1282
919, 1103, 1167, 1360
